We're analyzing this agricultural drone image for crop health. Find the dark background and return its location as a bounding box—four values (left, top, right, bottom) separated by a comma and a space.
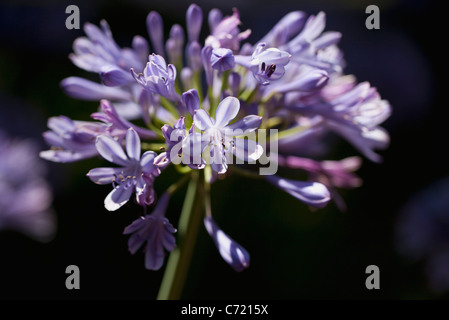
0, 0, 446, 299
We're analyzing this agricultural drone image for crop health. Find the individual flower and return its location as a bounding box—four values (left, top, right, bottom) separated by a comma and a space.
40, 115, 107, 163
193, 96, 263, 174
131, 54, 180, 101
248, 43, 291, 85
123, 192, 176, 270
87, 128, 162, 211
210, 48, 235, 72
205, 8, 251, 51
204, 216, 250, 272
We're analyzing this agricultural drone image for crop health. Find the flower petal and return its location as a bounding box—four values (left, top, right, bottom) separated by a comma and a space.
266, 175, 331, 208
87, 167, 123, 185
96, 135, 129, 166
194, 109, 214, 131
125, 128, 141, 161
215, 96, 240, 128
225, 115, 262, 135
104, 184, 133, 211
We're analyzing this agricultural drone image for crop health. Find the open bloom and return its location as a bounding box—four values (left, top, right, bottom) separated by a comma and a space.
249, 43, 291, 85
87, 128, 161, 211
123, 193, 176, 270
193, 96, 263, 174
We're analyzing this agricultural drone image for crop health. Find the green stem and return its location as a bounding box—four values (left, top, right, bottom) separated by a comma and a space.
157, 171, 203, 300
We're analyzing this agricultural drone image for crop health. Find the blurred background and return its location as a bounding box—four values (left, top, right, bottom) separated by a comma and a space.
0, 0, 446, 299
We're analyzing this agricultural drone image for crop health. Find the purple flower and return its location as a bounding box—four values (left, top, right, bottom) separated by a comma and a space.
248, 43, 291, 85
87, 128, 161, 211
266, 175, 330, 208
211, 48, 235, 72
204, 216, 250, 272
40, 115, 107, 163
0, 132, 55, 242
146, 11, 165, 56
91, 99, 157, 140
291, 81, 391, 162
123, 193, 176, 270
193, 96, 263, 174
70, 20, 144, 79
205, 8, 251, 51
131, 54, 180, 101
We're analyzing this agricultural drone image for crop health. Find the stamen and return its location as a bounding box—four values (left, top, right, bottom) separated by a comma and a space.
261, 62, 266, 72
266, 64, 276, 77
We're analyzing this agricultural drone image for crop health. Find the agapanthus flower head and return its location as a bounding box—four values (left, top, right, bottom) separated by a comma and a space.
42, 3, 391, 277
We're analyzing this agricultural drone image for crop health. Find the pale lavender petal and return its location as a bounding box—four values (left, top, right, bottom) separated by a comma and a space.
194, 109, 214, 131
225, 115, 262, 135
232, 138, 263, 162
140, 151, 156, 173
259, 11, 306, 47
87, 167, 123, 185
201, 45, 214, 86
61, 77, 132, 101
96, 135, 129, 166
208, 8, 223, 32
186, 41, 203, 72
104, 184, 133, 211
215, 96, 240, 128
100, 65, 134, 86
125, 128, 141, 161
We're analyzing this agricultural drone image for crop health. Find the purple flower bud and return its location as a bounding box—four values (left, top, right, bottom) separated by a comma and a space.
186, 4, 203, 43
266, 175, 331, 208
204, 216, 250, 272
180, 67, 194, 90
186, 41, 202, 73
208, 8, 223, 33
211, 48, 235, 72
182, 89, 200, 115
201, 45, 214, 86
100, 65, 134, 87
258, 11, 307, 47
166, 24, 185, 64
146, 11, 165, 56
60, 77, 132, 101
132, 35, 150, 63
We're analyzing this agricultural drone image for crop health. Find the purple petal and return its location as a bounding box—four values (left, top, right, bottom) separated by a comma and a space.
232, 138, 263, 162
87, 167, 123, 185
96, 135, 129, 166
140, 151, 156, 173
201, 45, 214, 86
259, 11, 306, 47
125, 128, 141, 161
194, 109, 214, 131
225, 115, 262, 134
104, 184, 133, 211
100, 65, 134, 86
60, 77, 132, 101
215, 96, 240, 128
204, 216, 250, 272
266, 175, 331, 208
208, 8, 223, 32
186, 41, 202, 72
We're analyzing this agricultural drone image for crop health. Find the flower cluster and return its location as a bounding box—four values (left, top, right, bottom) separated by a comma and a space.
0, 131, 55, 242
41, 4, 390, 271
